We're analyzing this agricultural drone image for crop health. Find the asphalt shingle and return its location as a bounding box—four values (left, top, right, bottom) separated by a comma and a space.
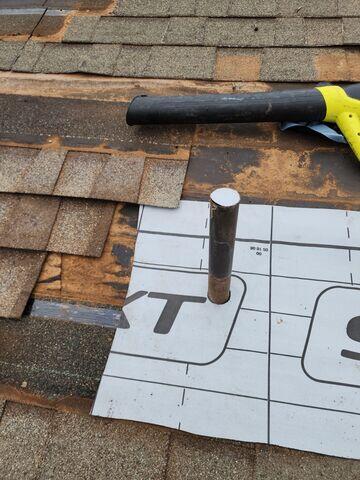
113, 0, 171, 16
260, 47, 316, 81
63, 15, 100, 43
0, 403, 53, 479
0, 40, 24, 70
0, 146, 66, 194
138, 158, 189, 208
145, 45, 216, 79
338, 0, 360, 16
305, 18, 343, 46
0, 194, 61, 251
0, 8, 45, 36
79, 44, 121, 75
274, 18, 305, 46
33, 43, 86, 73
47, 198, 115, 257
277, 0, 339, 17
254, 445, 360, 479
113, 45, 151, 76
343, 17, 360, 44
0, 249, 46, 318
167, 432, 256, 480
93, 17, 168, 44
39, 412, 170, 480
204, 18, 275, 47
195, 0, 230, 16
164, 17, 206, 45
12, 39, 44, 71
229, 0, 277, 16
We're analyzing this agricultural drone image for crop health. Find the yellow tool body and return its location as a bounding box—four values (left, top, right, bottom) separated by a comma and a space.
317, 85, 360, 161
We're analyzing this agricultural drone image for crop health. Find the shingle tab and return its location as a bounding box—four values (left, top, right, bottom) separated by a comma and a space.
0, 194, 60, 250
275, 18, 305, 46
91, 154, 145, 203
260, 47, 316, 81
145, 46, 216, 79
12, 39, 44, 71
305, 18, 343, 46
0, 41, 24, 70
113, 0, 171, 16
164, 17, 206, 45
138, 158, 188, 208
229, 0, 277, 16
343, 18, 360, 44
204, 19, 275, 47
33, 43, 86, 73
0, 249, 46, 318
63, 15, 101, 43
53, 152, 106, 198
0, 8, 45, 36
47, 198, 115, 257
0, 147, 66, 194
93, 17, 168, 44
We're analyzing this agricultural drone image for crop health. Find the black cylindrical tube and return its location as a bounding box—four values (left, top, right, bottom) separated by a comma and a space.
126, 88, 326, 126
208, 188, 240, 305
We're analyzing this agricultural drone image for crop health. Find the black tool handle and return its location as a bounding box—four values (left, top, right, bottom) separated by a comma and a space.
127, 88, 327, 126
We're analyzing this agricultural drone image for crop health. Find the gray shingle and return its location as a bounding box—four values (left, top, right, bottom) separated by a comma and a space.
204, 18, 275, 47
195, 0, 231, 16
0, 9, 45, 36
338, 0, 360, 16
275, 18, 305, 46
343, 18, 360, 44
79, 44, 121, 75
277, 0, 339, 17
305, 19, 343, 46
12, 40, 44, 72
0, 403, 53, 476
33, 43, 86, 73
254, 445, 360, 479
167, 432, 255, 480
38, 412, 169, 480
113, 45, 152, 76
260, 47, 316, 81
113, 0, 170, 16
164, 17, 206, 45
0, 41, 24, 70
169, 0, 196, 15
63, 15, 101, 43
93, 17, 168, 44
145, 45, 216, 79
229, 0, 277, 16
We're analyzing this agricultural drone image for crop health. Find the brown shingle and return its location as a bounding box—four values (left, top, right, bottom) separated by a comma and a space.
47, 198, 115, 257
0, 248, 45, 318
0, 147, 66, 194
138, 158, 188, 208
53, 152, 107, 198
0, 146, 188, 208
0, 194, 61, 250
91, 154, 145, 203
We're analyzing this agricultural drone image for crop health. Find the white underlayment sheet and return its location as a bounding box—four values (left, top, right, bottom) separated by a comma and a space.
92, 200, 360, 459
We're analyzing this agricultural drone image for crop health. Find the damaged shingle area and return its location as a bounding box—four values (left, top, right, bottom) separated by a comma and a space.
0, 0, 359, 80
